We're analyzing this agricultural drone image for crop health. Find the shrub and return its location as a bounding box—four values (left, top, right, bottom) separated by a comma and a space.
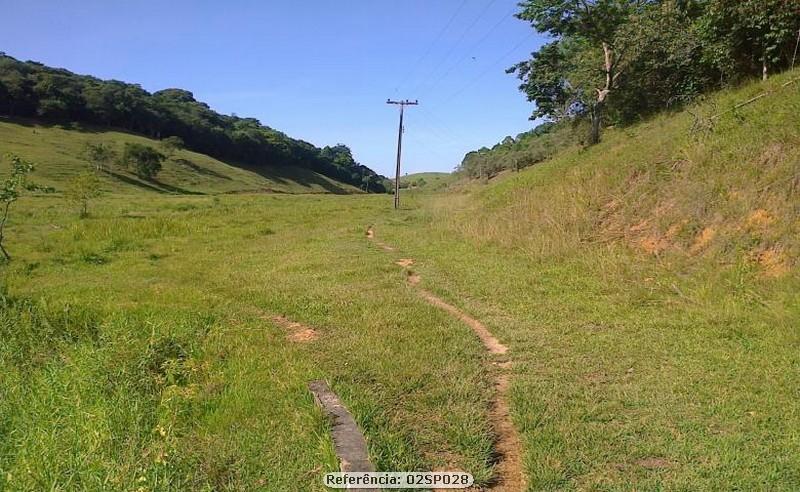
122, 143, 165, 180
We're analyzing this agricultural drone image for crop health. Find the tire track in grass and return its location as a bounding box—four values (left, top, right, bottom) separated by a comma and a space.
368, 226, 526, 491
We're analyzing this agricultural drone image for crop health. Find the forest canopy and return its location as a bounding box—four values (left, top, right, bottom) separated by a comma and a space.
0, 54, 388, 192
509, 0, 800, 142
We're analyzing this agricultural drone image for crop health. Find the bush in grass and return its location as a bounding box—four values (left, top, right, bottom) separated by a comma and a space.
122, 143, 165, 180
65, 171, 102, 218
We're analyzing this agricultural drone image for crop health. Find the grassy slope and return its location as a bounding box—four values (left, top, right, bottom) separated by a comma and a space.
0, 118, 361, 195
373, 72, 800, 489
400, 172, 455, 190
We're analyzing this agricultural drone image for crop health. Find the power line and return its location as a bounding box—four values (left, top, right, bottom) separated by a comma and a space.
419, 5, 517, 97
434, 32, 534, 109
406, 133, 461, 170
411, 0, 499, 95
396, 0, 468, 94
416, 106, 462, 146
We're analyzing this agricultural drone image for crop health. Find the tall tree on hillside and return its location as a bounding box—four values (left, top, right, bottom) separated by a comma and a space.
82, 142, 118, 172
511, 0, 654, 144
699, 0, 800, 81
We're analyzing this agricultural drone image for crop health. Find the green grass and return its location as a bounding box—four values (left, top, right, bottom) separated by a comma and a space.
0, 193, 494, 491
400, 172, 455, 191
0, 118, 362, 195
369, 72, 800, 490
376, 197, 799, 490
1, 73, 799, 491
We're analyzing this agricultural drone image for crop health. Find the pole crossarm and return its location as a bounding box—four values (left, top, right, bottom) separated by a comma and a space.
386, 99, 419, 106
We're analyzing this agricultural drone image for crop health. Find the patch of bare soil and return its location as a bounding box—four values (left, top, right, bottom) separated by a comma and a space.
635, 457, 672, 469
638, 235, 668, 255
271, 315, 319, 342
288, 328, 319, 342
746, 209, 775, 229
690, 226, 716, 254
486, 372, 526, 491
407, 272, 421, 285
749, 247, 790, 278
395, 258, 415, 268
365, 225, 396, 251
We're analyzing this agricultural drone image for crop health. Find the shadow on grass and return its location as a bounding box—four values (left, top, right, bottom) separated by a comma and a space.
173, 158, 232, 180
238, 163, 353, 195
103, 170, 204, 195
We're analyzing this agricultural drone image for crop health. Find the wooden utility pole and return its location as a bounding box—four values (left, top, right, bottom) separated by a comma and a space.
387, 99, 418, 209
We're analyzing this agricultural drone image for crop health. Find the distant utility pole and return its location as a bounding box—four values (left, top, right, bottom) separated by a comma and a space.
386, 99, 418, 209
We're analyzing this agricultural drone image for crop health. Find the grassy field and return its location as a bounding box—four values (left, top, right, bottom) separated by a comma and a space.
0, 193, 496, 491
0, 118, 361, 195
400, 172, 455, 191
1, 73, 799, 491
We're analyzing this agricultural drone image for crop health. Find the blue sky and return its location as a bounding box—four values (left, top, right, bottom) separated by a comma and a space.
0, 0, 546, 176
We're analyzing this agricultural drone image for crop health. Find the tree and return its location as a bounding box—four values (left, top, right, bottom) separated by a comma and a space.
512, 0, 654, 144
122, 143, 164, 180
159, 136, 184, 158
0, 154, 36, 261
65, 171, 102, 218
82, 142, 117, 172
698, 0, 800, 81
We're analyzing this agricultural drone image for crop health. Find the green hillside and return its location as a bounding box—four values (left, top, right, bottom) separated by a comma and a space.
0, 118, 361, 194
399, 172, 455, 190
456, 71, 800, 272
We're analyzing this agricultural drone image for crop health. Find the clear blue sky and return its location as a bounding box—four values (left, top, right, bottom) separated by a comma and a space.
1, 0, 546, 176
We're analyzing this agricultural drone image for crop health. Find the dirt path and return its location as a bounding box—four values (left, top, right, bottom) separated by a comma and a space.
367, 226, 395, 251
416, 290, 507, 356
368, 227, 526, 491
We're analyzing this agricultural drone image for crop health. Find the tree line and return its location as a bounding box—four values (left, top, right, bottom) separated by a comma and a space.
460, 0, 800, 178
0, 54, 388, 193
